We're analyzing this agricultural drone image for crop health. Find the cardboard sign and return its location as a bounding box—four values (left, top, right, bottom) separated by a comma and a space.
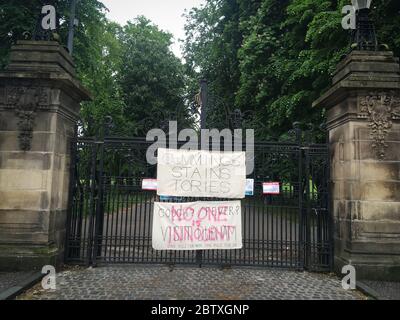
157, 148, 246, 199
245, 179, 254, 196
263, 182, 280, 195
142, 179, 157, 191
152, 201, 243, 250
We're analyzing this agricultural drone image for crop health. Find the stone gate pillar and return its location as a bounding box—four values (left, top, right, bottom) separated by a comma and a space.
313, 50, 400, 280
0, 41, 91, 270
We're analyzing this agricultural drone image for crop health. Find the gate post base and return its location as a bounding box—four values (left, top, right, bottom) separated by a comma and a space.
0, 41, 91, 271
0, 245, 59, 272
314, 50, 400, 281
334, 253, 400, 282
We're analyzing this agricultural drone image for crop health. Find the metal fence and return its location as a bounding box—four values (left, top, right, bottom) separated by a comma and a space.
65, 130, 332, 272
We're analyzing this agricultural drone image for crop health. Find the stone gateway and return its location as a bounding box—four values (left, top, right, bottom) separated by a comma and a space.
0, 41, 91, 270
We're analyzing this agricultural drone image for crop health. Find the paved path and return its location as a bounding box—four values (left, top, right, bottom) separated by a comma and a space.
17, 265, 365, 300
361, 280, 400, 300
0, 271, 36, 293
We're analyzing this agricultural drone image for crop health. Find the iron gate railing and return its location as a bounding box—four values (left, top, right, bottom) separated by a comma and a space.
65, 131, 332, 272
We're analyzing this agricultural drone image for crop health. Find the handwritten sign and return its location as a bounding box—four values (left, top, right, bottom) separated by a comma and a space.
152, 201, 242, 250
142, 179, 157, 191
263, 182, 280, 195
157, 148, 246, 199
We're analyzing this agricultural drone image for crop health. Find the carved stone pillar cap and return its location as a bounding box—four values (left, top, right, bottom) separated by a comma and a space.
313, 51, 400, 109
0, 41, 91, 102
6, 40, 76, 77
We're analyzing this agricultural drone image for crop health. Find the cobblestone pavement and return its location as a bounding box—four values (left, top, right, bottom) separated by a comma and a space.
17, 265, 366, 300
0, 271, 36, 293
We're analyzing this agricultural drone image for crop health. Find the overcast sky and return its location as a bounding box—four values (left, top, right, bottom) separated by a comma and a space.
100, 0, 205, 58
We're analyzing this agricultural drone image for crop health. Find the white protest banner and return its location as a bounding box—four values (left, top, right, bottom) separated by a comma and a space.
152, 201, 242, 250
157, 148, 246, 199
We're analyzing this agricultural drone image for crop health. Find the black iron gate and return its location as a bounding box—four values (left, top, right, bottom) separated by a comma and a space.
65, 127, 332, 272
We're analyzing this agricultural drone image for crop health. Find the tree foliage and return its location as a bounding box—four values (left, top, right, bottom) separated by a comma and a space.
1, 1, 400, 139
0, 2, 189, 136
118, 16, 190, 136
183, 0, 400, 138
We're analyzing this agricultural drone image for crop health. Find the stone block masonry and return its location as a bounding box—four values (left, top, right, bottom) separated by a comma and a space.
313, 50, 400, 280
0, 41, 91, 271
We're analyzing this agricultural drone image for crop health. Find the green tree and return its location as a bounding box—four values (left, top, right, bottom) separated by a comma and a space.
183, 0, 243, 130
0, 0, 41, 68
183, 0, 400, 139
0, 0, 125, 136
78, 20, 126, 136
118, 16, 191, 136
